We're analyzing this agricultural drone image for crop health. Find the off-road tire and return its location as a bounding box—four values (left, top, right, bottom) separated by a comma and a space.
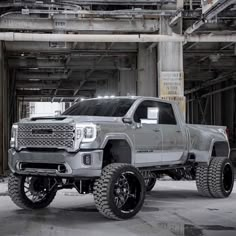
196, 165, 211, 197
93, 163, 145, 220
208, 157, 234, 198
8, 174, 57, 209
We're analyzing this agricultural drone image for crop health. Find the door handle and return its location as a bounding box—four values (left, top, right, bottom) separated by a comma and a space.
176, 130, 181, 133
153, 128, 160, 132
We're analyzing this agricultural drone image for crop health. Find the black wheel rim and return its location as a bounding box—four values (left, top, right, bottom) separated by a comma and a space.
23, 177, 55, 203
113, 171, 142, 213
222, 163, 233, 192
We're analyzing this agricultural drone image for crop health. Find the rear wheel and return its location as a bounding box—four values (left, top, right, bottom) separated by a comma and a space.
196, 157, 234, 198
8, 174, 57, 209
93, 163, 145, 220
208, 157, 234, 198
196, 165, 211, 197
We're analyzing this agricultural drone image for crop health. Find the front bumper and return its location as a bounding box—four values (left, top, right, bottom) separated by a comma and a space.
8, 148, 103, 178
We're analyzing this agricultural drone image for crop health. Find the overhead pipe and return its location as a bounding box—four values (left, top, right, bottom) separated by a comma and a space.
186, 34, 236, 43
0, 32, 185, 42
0, 32, 235, 43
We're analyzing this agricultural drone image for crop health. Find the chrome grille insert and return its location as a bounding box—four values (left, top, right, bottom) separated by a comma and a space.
17, 123, 75, 151
18, 124, 74, 132
18, 132, 74, 139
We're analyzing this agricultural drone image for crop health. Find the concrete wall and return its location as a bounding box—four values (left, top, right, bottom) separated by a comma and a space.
118, 70, 137, 96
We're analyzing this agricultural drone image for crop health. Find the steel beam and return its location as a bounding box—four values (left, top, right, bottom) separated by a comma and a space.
16, 72, 68, 81
16, 89, 94, 97
185, 70, 236, 95
201, 84, 236, 97
9, 58, 129, 70
1, 32, 236, 43
185, 0, 236, 34
15, 81, 96, 90
0, 0, 175, 7
16, 71, 115, 81
5, 42, 137, 54
0, 16, 159, 33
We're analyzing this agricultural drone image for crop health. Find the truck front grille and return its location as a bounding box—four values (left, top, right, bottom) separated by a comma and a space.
17, 123, 75, 151
18, 131, 74, 139
18, 124, 74, 132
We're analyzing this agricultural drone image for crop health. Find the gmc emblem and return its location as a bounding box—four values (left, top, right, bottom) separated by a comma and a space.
32, 129, 53, 135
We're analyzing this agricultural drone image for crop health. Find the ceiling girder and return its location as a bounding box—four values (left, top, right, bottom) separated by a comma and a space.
0, 16, 159, 33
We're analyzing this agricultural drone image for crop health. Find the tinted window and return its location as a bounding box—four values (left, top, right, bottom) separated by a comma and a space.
134, 101, 157, 123
133, 100, 176, 125
158, 102, 176, 125
63, 98, 135, 117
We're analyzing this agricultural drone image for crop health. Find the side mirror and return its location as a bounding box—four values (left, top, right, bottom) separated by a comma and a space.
122, 118, 133, 125
55, 110, 62, 116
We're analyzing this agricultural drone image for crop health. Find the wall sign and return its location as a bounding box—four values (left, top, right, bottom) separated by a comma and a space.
159, 71, 184, 97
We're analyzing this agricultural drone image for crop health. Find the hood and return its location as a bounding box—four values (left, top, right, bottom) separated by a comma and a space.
19, 115, 122, 125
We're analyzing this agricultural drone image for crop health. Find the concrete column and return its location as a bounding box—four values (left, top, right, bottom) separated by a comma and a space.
137, 44, 157, 96
0, 41, 9, 175
158, 16, 185, 118
0, 41, 3, 175
95, 80, 108, 97
118, 70, 137, 96
107, 73, 118, 96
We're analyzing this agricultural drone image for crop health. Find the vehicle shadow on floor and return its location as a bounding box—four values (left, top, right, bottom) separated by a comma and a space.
147, 189, 209, 200
7, 189, 203, 223
1, 187, 235, 236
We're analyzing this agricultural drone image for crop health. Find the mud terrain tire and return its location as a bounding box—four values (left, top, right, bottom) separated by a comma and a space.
196, 165, 212, 197
208, 157, 234, 198
8, 174, 57, 209
93, 163, 145, 220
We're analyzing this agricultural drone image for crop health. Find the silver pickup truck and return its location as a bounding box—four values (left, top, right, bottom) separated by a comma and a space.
8, 96, 234, 220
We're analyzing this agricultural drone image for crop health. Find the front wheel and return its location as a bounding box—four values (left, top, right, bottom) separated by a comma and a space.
8, 174, 57, 209
93, 163, 145, 220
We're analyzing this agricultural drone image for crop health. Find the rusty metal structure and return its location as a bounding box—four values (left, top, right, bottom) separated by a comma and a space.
0, 0, 236, 174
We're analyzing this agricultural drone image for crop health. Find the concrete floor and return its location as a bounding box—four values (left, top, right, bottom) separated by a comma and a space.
0, 180, 236, 236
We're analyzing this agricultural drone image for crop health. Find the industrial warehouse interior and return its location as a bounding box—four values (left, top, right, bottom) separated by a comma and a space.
0, 0, 236, 236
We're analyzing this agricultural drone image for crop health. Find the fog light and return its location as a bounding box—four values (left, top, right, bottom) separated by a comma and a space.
58, 164, 66, 173
83, 154, 92, 165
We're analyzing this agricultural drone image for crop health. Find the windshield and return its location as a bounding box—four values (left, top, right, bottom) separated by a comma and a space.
63, 98, 136, 117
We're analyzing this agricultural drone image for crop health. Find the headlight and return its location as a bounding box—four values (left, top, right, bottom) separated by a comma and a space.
84, 127, 95, 139
83, 125, 97, 143
10, 124, 18, 148
74, 124, 97, 149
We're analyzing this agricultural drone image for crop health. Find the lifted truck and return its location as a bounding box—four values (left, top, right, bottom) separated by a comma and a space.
8, 96, 234, 220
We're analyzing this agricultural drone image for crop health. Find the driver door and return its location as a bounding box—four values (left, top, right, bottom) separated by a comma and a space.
132, 100, 163, 167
